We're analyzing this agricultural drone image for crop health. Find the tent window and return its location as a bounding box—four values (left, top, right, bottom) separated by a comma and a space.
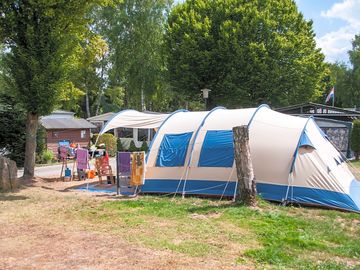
156, 132, 193, 167
198, 130, 234, 167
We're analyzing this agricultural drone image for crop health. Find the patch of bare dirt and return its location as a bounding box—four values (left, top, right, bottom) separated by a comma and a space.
0, 178, 254, 270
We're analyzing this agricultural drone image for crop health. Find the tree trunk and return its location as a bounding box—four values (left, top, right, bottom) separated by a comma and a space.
0, 157, 18, 191
23, 112, 38, 180
232, 125, 257, 206
140, 80, 146, 111
95, 59, 105, 116
85, 89, 91, 118
95, 91, 103, 116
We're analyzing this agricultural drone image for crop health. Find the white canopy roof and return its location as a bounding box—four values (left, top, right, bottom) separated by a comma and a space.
99, 110, 169, 134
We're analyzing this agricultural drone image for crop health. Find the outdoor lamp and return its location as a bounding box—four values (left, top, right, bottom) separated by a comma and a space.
201, 88, 211, 99
201, 88, 211, 110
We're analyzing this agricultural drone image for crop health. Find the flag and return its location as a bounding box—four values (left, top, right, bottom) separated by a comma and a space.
325, 87, 335, 103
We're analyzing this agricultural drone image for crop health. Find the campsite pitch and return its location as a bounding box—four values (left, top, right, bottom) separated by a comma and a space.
0, 179, 359, 270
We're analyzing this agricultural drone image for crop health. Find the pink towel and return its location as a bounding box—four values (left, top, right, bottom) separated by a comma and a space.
77, 149, 89, 170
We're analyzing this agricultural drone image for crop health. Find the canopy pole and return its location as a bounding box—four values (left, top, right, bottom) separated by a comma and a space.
91, 134, 101, 159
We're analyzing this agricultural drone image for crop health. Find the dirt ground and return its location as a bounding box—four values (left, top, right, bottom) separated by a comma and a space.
0, 179, 253, 270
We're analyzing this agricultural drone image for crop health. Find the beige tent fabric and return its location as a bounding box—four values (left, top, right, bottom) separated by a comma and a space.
99, 110, 169, 134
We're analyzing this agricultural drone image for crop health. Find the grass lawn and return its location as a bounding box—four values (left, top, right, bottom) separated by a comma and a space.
350, 160, 360, 167
1, 183, 359, 270
72, 196, 360, 270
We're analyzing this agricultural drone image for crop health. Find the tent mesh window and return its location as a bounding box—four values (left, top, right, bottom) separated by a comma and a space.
156, 132, 193, 167
198, 130, 234, 167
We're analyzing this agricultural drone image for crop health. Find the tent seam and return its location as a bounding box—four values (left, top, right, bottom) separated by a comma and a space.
181, 106, 226, 197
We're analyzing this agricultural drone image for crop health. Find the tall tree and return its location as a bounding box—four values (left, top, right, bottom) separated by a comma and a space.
95, 0, 173, 111
73, 34, 109, 118
327, 62, 350, 107
348, 35, 360, 107
165, 0, 325, 108
327, 35, 360, 107
0, 46, 26, 166
0, 0, 101, 179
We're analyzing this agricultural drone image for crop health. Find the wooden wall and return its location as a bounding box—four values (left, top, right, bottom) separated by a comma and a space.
46, 129, 91, 154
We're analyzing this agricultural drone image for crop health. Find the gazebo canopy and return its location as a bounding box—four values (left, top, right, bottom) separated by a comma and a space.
99, 110, 169, 134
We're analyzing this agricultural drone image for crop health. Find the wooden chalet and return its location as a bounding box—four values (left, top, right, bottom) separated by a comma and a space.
276, 102, 360, 157
40, 110, 96, 154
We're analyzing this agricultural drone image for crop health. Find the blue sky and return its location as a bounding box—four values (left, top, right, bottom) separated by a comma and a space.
174, 0, 360, 64
295, 0, 360, 64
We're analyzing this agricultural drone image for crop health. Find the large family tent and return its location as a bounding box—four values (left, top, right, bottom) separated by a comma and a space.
142, 106, 360, 213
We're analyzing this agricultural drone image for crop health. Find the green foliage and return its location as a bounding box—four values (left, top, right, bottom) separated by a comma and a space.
94, 133, 117, 156
0, 0, 101, 116
328, 35, 360, 107
139, 141, 149, 153
58, 81, 85, 115
36, 126, 47, 156
0, 0, 106, 177
103, 86, 125, 112
39, 149, 54, 164
117, 138, 124, 152
128, 140, 139, 152
0, 93, 26, 166
351, 120, 360, 160
165, 0, 325, 108
326, 62, 348, 106
94, 0, 175, 111
74, 34, 109, 117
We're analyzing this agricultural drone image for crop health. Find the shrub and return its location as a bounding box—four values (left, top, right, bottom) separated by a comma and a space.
117, 138, 124, 152
128, 140, 138, 152
351, 120, 360, 160
41, 149, 54, 164
0, 94, 26, 166
140, 141, 149, 153
36, 126, 47, 155
93, 133, 117, 156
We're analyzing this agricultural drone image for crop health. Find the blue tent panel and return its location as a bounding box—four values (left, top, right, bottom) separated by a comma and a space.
198, 130, 234, 167
257, 183, 359, 212
156, 132, 193, 167
142, 179, 236, 196
299, 132, 315, 148
142, 179, 359, 212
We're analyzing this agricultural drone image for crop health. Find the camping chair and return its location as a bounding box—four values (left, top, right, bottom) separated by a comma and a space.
95, 155, 115, 185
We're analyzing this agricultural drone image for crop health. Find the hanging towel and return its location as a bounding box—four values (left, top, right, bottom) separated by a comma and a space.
77, 148, 89, 170
130, 152, 145, 186
118, 152, 131, 174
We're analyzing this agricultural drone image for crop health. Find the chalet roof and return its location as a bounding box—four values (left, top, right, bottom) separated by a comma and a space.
87, 112, 115, 122
52, 110, 75, 115
276, 102, 360, 120
42, 110, 75, 119
40, 118, 96, 130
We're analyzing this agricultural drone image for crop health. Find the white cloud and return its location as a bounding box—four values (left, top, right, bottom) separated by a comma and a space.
316, 26, 355, 63
319, 0, 360, 63
321, 0, 360, 26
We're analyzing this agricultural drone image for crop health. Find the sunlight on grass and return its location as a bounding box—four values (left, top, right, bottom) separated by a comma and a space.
73, 196, 360, 269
